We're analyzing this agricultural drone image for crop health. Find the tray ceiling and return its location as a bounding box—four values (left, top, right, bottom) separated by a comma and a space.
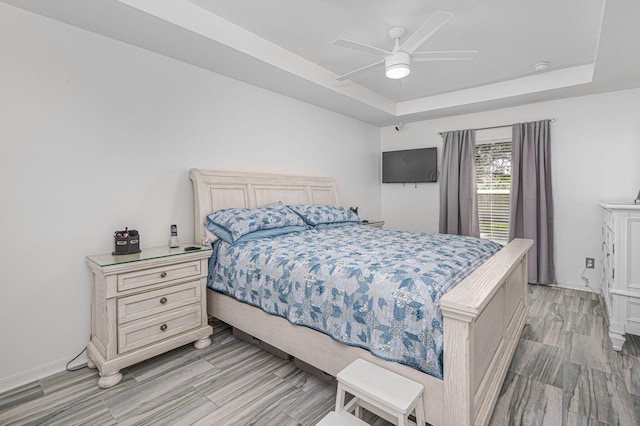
4, 0, 640, 125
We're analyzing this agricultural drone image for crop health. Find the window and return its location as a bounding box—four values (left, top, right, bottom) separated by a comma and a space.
475, 139, 511, 244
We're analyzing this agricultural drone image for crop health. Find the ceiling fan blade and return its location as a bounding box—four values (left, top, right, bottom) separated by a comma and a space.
400, 11, 453, 54
412, 50, 478, 61
336, 60, 385, 81
332, 39, 390, 56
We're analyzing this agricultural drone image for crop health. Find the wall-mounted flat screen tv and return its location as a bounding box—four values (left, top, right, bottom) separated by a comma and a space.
382, 147, 438, 183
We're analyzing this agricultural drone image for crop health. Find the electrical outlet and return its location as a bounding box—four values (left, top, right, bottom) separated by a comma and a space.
585, 257, 595, 269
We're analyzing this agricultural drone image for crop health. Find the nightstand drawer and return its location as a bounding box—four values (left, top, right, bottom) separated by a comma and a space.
118, 304, 202, 354
117, 281, 201, 324
117, 260, 201, 292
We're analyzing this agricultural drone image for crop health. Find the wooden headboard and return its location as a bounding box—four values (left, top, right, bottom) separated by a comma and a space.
189, 169, 340, 243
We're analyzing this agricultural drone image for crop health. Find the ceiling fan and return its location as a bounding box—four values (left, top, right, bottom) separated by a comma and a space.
332, 11, 477, 81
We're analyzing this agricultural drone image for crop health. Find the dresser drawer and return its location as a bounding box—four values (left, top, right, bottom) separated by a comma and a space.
117, 281, 201, 324
118, 304, 202, 354
117, 260, 201, 292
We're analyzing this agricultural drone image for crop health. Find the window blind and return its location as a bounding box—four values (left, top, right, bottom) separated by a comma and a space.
475, 141, 511, 244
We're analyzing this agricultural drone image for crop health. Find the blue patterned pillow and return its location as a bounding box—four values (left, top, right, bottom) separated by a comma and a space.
206, 202, 306, 244
288, 204, 361, 226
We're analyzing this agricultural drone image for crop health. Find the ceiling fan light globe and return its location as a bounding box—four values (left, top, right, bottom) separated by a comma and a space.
386, 64, 410, 79
385, 51, 411, 79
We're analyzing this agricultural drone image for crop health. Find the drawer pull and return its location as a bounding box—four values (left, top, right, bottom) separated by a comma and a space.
160, 297, 168, 305
160, 272, 167, 278
160, 324, 168, 332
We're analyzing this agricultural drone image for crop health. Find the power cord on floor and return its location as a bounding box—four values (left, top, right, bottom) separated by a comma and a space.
580, 267, 592, 290
66, 337, 90, 372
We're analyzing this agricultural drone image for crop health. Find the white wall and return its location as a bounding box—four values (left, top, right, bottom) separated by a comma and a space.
0, 4, 381, 391
381, 88, 640, 292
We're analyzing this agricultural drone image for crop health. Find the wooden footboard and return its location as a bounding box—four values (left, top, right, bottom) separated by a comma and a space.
440, 238, 533, 426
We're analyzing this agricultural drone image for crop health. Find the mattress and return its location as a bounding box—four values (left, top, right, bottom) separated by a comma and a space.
207, 225, 502, 378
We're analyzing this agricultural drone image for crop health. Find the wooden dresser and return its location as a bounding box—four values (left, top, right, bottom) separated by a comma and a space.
86, 244, 213, 388
600, 202, 640, 350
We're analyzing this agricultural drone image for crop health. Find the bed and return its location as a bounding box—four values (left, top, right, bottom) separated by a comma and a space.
190, 169, 532, 426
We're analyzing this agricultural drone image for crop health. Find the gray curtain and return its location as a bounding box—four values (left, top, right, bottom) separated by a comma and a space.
439, 129, 479, 237
509, 120, 556, 284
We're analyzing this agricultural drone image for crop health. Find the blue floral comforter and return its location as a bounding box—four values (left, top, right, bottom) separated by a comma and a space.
207, 226, 502, 378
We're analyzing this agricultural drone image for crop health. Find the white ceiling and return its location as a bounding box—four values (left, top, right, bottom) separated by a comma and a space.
4, 0, 640, 126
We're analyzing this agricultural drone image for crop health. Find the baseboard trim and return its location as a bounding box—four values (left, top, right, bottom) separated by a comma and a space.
0, 353, 88, 395
555, 281, 601, 294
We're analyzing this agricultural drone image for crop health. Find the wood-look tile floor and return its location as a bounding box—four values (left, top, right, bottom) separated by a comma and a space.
1, 285, 639, 425
489, 285, 640, 426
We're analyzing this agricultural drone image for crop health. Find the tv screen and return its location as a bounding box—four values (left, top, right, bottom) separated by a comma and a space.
382, 147, 438, 183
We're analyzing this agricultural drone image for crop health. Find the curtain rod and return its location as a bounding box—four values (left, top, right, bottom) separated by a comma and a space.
438, 118, 555, 135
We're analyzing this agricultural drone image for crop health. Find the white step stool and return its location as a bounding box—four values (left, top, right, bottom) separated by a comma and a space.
316, 410, 369, 425
335, 359, 426, 426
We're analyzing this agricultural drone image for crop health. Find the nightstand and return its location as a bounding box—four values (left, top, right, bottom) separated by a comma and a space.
86, 244, 213, 388
362, 220, 384, 228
